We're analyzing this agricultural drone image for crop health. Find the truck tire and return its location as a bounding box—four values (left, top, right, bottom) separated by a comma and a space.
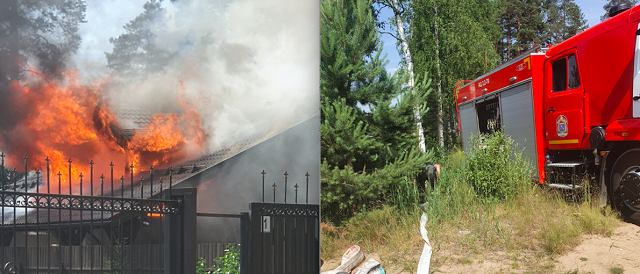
610, 148, 640, 225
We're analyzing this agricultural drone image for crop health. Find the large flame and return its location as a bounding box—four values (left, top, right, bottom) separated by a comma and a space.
0, 68, 207, 193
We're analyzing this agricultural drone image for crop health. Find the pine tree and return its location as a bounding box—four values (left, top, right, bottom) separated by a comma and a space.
542, 0, 588, 45
105, 0, 175, 76
321, 0, 432, 223
495, 0, 545, 62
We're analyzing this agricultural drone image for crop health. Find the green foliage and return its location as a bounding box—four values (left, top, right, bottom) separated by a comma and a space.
210, 244, 240, 274
196, 257, 208, 274
105, 233, 129, 274
321, 0, 388, 108
321, 148, 431, 224
411, 0, 499, 151
105, 0, 175, 75
321, 0, 434, 225
542, 0, 588, 45
495, 0, 546, 62
465, 131, 532, 201
321, 98, 381, 169
388, 177, 421, 214
366, 72, 432, 164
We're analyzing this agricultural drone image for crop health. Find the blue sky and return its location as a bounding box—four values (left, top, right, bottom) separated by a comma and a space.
378, 0, 610, 73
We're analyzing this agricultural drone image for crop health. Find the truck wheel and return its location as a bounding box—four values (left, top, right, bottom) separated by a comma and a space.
610, 148, 640, 225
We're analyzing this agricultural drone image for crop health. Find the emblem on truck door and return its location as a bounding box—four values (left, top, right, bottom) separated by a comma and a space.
556, 115, 568, 137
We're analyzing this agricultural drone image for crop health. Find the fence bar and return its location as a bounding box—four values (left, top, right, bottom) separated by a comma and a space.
68, 159, 73, 274
284, 171, 288, 204
1, 153, 4, 272
305, 172, 310, 204
80, 172, 84, 271
36, 169, 40, 271
47, 157, 51, 273
90, 160, 94, 273
24, 155, 28, 270
262, 170, 266, 203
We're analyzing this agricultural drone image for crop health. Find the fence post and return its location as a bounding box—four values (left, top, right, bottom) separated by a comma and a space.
240, 212, 250, 274
182, 188, 197, 274
163, 188, 196, 274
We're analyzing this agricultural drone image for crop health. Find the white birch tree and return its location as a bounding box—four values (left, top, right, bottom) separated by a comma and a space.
376, 0, 428, 152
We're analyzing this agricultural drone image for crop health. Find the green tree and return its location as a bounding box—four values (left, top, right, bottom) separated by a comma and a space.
321, 0, 432, 223
411, 0, 499, 151
105, 0, 175, 76
601, 0, 638, 21
542, 0, 588, 45
495, 0, 545, 62
374, 0, 428, 151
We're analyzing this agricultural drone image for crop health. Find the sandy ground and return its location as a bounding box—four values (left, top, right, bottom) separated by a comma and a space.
322, 223, 640, 274
554, 222, 640, 273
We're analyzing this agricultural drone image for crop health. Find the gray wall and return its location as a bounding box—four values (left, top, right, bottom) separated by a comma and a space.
176, 116, 320, 243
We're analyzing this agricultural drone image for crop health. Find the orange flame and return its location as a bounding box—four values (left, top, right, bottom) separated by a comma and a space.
1, 67, 207, 193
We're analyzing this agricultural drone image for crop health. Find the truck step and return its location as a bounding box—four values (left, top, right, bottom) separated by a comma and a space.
546, 159, 594, 168
547, 183, 582, 190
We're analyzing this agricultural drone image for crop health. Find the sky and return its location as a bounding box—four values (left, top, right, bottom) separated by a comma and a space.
378, 0, 611, 74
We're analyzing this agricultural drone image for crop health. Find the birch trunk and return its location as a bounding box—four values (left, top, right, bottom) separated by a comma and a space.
433, 2, 444, 148
391, 0, 426, 152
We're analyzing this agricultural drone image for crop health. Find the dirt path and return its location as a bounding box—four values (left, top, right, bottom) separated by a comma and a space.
322, 223, 640, 274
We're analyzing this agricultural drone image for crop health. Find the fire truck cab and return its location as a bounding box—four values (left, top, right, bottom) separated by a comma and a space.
455, 4, 640, 225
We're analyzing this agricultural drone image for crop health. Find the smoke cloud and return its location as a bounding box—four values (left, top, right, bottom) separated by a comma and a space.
100, 0, 320, 151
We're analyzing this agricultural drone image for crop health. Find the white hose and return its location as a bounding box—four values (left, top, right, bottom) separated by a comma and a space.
416, 212, 432, 274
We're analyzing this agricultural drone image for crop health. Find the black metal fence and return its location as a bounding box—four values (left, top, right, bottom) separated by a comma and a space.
244, 171, 320, 274
0, 153, 321, 274
0, 153, 182, 273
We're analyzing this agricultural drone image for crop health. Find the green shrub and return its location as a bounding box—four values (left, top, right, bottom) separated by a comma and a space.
321, 148, 431, 224
465, 131, 532, 201
211, 244, 240, 274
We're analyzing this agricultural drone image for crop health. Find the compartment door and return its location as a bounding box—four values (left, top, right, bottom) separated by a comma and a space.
459, 102, 477, 152
501, 81, 538, 174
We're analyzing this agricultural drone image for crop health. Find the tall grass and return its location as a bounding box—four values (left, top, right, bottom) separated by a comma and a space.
322, 132, 621, 272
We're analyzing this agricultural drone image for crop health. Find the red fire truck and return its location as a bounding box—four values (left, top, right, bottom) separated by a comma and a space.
455, 4, 640, 225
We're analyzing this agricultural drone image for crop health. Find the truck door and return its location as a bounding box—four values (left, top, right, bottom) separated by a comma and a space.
544, 50, 585, 149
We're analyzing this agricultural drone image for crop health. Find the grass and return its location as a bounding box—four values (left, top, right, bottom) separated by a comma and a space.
610, 265, 624, 274
322, 139, 622, 272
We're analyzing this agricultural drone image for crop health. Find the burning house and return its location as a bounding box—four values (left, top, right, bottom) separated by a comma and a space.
0, 0, 319, 273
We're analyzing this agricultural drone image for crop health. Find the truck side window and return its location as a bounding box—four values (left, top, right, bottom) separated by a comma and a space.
552, 58, 567, 92
568, 54, 580, 89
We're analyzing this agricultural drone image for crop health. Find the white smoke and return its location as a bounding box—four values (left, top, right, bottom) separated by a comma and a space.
73, 0, 319, 153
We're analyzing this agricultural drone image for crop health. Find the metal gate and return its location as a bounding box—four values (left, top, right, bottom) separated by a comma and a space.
0, 153, 191, 273
245, 172, 320, 274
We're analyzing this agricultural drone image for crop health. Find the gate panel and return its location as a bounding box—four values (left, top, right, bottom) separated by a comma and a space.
249, 203, 319, 274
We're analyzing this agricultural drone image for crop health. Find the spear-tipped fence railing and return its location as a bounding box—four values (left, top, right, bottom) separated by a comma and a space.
0, 153, 181, 273
252, 170, 319, 274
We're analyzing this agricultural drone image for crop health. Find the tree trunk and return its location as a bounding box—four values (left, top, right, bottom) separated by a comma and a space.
433, 2, 444, 148
390, 0, 427, 153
